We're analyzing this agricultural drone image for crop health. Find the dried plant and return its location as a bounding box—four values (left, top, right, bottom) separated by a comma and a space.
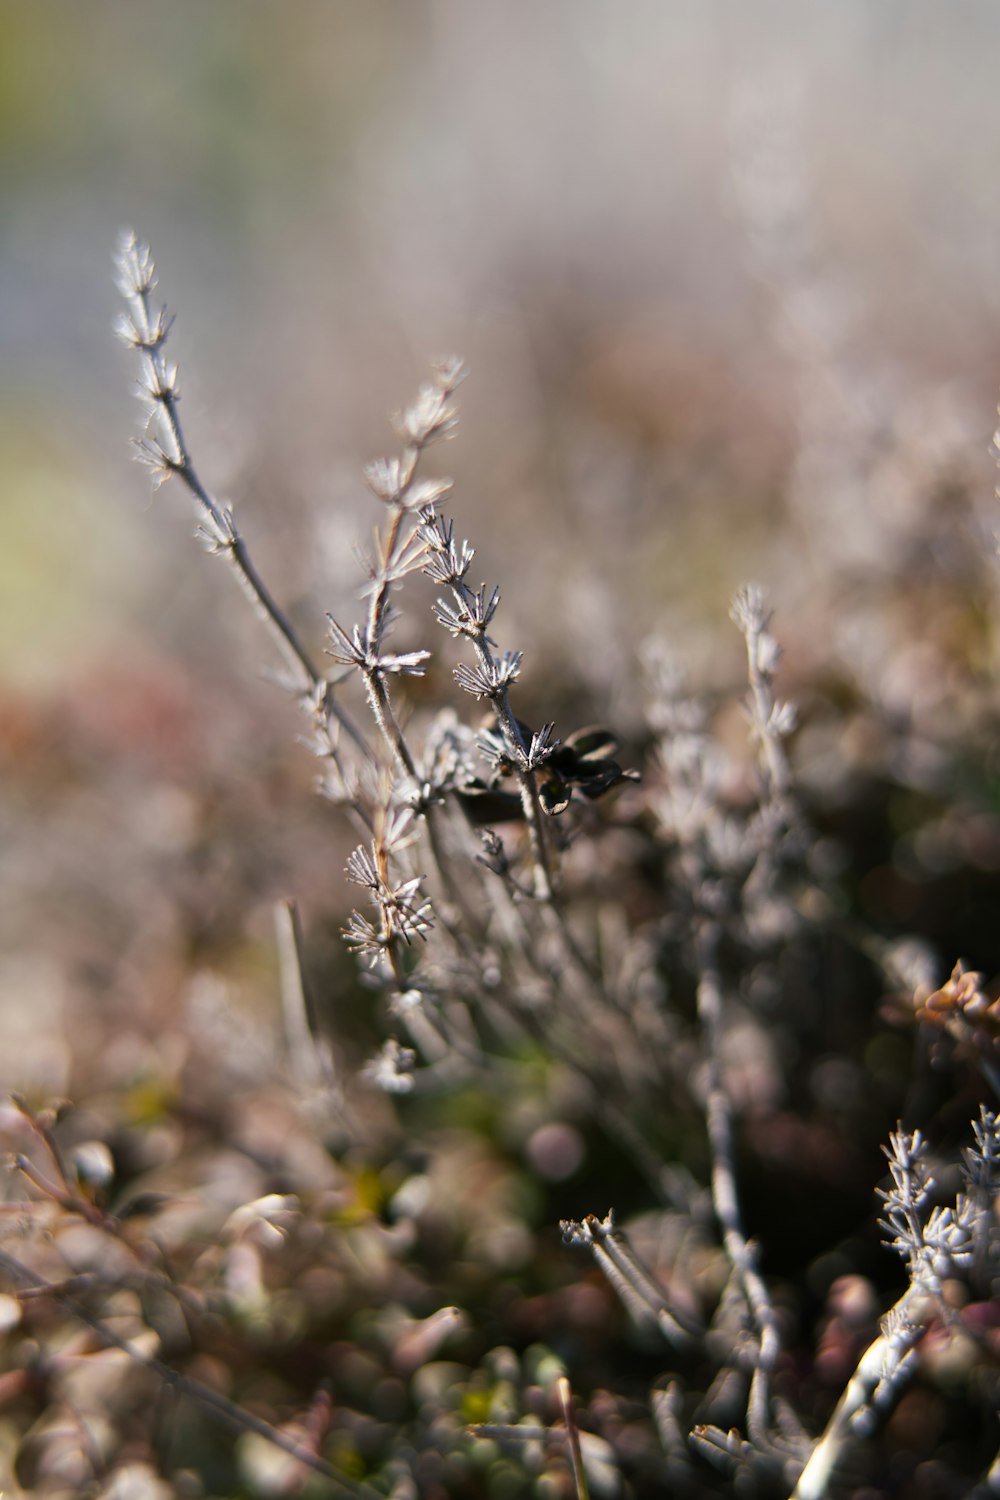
1, 233, 998, 1499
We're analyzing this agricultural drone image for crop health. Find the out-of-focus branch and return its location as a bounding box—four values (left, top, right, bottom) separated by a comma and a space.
0, 1245, 379, 1498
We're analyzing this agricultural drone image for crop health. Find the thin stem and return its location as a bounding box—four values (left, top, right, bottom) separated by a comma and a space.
14, 1155, 98, 1222
360, 458, 425, 779
557, 1377, 591, 1500
274, 900, 336, 1092
363, 668, 419, 779
516, 772, 556, 901
0, 1245, 378, 1499
696, 920, 782, 1447
476, 645, 556, 902
423, 509, 557, 900
115, 232, 370, 767
366, 476, 413, 650
561, 1211, 700, 1349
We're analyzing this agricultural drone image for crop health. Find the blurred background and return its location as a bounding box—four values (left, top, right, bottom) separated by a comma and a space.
3, 0, 1000, 1114
7, 6, 1000, 1493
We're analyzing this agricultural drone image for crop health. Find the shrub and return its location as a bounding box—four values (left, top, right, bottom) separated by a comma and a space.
0, 233, 997, 1500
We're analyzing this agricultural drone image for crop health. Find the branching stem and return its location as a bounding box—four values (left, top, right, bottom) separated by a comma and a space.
791, 1288, 926, 1500
115, 232, 370, 766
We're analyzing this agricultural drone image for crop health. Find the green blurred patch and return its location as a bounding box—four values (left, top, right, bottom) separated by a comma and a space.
328, 1162, 390, 1226
326, 1438, 365, 1481
123, 1073, 178, 1126
0, 9, 87, 172
461, 1387, 494, 1426
0, 415, 136, 687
